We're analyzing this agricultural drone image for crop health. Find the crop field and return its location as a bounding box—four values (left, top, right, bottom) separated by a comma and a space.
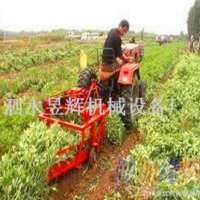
104, 54, 200, 200
1, 36, 198, 200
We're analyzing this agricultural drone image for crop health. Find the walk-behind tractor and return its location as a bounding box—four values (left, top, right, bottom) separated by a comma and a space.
39, 42, 146, 181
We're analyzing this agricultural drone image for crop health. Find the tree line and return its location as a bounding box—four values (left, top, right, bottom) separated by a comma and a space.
187, 0, 200, 39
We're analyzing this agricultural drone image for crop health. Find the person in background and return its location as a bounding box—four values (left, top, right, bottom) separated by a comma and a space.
156, 35, 158, 43
164, 35, 168, 43
190, 35, 195, 53
159, 35, 165, 45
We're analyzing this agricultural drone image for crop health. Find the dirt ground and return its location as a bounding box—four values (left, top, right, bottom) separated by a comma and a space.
49, 132, 144, 200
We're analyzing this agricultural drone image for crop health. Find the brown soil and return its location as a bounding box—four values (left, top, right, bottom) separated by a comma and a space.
87, 133, 143, 200
50, 132, 144, 200
0, 71, 19, 80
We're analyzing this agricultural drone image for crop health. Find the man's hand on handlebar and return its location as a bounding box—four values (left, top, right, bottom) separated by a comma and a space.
119, 54, 135, 64
128, 57, 134, 63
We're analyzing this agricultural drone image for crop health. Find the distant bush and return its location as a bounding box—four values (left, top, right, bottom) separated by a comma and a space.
37, 33, 65, 42
0, 30, 4, 40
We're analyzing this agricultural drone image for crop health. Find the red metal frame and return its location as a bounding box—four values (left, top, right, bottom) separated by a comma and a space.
118, 62, 139, 85
39, 80, 109, 181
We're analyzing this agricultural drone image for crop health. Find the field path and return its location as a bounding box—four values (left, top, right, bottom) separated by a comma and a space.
50, 132, 144, 200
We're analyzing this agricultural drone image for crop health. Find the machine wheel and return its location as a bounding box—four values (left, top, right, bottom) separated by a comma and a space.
139, 81, 147, 105
120, 73, 140, 130
88, 146, 97, 168
77, 67, 97, 90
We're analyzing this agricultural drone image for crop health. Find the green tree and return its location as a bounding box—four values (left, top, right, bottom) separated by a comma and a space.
187, 0, 200, 39
99, 31, 104, 37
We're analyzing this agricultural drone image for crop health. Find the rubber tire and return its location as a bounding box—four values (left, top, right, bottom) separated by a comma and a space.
77, 67, 97, 90
88, 146, 97, 168
120, 73, 140, 130
139, 80, 147, 105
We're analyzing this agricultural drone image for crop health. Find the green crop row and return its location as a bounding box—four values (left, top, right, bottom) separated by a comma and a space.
0, 59, 79, 99
140, 42, 183, 100
0, 63, 80, 155
0, 41, 104, 155
0, 41, 103, 74
102, 43, 186, 200
0, 40, 101, 61
0, 122, 82, 200
118, 54, 200, 199
0, 41, 184, 200
0, 46, 75, 73
0, 42, 183, 155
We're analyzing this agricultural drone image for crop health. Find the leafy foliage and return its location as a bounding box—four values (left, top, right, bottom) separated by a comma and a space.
140, 43, 183, 100
187, 0, 200, 39
129, 54, 200, 199
105, 115, 126, 145
0, 122, 81, 200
